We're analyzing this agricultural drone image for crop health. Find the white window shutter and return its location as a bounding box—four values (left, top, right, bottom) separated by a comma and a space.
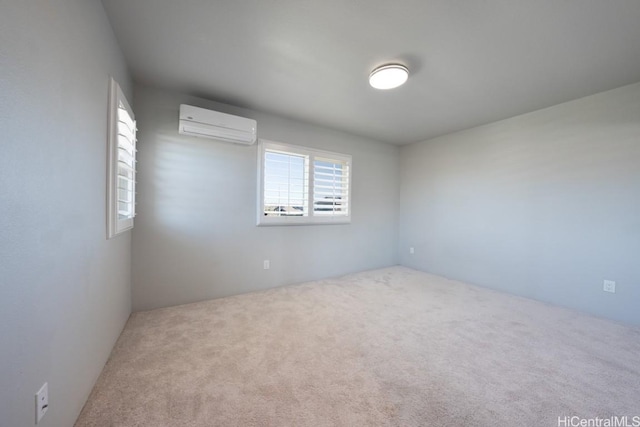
257, 140, 352, 226
107, 78, 137, 239
313, 157, 350, 217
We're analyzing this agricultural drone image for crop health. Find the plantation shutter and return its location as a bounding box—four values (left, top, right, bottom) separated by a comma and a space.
257, 140, 352, 226
313, 156, 350, 217
117, 101, 137, 220
107, 77, 137, 239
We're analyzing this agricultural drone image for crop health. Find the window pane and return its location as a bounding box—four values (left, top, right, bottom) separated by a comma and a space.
263, 150, 309, 217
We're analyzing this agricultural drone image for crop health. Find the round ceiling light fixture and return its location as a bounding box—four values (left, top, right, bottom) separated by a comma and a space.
369, 64, 409, 90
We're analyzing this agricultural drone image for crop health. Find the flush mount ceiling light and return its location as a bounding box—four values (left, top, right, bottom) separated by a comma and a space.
369, 64, 409, 90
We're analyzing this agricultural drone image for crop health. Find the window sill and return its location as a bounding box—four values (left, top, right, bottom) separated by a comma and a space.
256, 217, 351, 226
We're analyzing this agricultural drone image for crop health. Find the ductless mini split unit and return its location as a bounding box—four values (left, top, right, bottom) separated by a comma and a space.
178, 104, 257, 145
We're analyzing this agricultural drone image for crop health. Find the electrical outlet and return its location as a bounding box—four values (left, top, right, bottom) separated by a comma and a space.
603, 280, 616, 293
263, 260, 270, 270
409, 247, 415, 254
35, 382, 48, 424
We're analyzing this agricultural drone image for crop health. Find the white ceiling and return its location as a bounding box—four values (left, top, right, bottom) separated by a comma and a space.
101, 0, 640, 145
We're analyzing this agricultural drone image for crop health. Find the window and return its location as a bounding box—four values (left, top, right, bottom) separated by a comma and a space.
106, 78, 137, 238
258, 140, 351, 225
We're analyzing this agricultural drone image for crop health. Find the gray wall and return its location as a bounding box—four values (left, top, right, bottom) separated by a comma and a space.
399, 83, 640, 325
132, 85, 400, 311
0, 1, 132, 426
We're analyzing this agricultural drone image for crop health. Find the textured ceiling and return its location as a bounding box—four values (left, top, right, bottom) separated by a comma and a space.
101, 0, 640, 145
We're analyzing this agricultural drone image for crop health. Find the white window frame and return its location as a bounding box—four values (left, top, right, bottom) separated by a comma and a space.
257, 139, 352, 226
106, 77, 137, 239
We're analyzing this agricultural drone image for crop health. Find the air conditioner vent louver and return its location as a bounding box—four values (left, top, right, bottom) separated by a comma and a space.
178, 104, 257, 145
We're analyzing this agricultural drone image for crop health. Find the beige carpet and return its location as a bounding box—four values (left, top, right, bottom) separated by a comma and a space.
75, 267, 640, 426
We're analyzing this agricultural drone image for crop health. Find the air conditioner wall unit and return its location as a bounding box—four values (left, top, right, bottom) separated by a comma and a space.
178, 104, 257, 145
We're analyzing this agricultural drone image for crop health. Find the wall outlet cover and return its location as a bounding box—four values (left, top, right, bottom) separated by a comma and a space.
603, 280, 616, 293
36, 382, 48, 424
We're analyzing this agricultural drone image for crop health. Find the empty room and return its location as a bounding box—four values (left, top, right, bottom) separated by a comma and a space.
2, 1, 639, 426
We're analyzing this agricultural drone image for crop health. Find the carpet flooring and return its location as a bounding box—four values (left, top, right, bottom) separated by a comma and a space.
75, 267, 640, 426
